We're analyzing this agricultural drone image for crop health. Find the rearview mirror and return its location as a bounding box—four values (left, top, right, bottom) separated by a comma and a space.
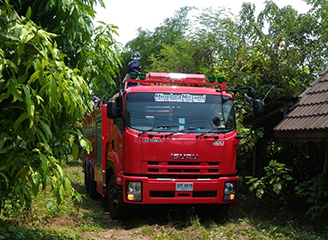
107, 101, 121, 119
253, 99, 263, 118
244, 93, 263, 118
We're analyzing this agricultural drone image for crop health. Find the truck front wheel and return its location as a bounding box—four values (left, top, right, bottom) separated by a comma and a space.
106, 175, 127, 220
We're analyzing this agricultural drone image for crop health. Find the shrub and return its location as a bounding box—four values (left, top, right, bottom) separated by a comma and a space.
295, 173, 328, 219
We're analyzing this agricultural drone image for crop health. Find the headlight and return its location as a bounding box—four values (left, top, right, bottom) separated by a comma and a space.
126, 181, 142, 202
224, 181, 236, 201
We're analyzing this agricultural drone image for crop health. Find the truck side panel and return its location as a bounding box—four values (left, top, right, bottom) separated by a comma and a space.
107, 114, 124, 186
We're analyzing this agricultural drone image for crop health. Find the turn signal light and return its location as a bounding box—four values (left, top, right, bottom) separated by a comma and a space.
229, 193, 235, 200
127, 194, 135, 201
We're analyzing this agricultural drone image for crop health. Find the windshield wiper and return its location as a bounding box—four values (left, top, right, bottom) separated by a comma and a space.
138, 125, 177, 136
196, 126, 226, 138
165, 127, 205, 138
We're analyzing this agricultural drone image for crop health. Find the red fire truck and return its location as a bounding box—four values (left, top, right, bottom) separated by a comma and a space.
83, 72, 262, 220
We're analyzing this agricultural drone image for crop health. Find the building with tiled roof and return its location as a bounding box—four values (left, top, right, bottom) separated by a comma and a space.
274, 68, 328, 140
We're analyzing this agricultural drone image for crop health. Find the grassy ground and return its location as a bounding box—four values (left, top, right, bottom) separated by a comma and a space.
0, 159, 327, 240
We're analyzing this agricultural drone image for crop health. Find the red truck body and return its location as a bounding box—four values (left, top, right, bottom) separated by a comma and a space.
83, 72, 240, 219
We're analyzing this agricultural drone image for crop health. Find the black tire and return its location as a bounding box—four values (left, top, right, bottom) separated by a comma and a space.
84, 166, 88, 192
106, 175, 127, 220
85, 166, 99, 199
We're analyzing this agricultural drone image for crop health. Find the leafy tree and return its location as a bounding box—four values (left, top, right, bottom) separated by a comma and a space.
7, 0, 122, 158
191, 7, 246, 80
0, 4, 84, 209
0, 0, 121, 211
83, 22, 122, 98
12, 0, 122, 98
123, 7, 193, 76
148, 39, 197, 73
187, 2, 322, 102
249, 1, 322, 99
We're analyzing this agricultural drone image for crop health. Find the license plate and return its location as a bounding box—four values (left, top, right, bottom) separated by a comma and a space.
176, 183, 193, 191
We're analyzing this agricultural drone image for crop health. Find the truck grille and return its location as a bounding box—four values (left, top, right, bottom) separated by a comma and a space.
149, 191, 217, 198
147, 161, 219, 175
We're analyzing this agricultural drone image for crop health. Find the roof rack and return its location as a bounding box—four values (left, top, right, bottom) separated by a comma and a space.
123, 72, 227, 90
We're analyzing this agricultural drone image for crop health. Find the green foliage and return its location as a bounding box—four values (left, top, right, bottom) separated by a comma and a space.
247, 160, 293, 200
13, 0, 102, 68
235, 120, 264, 178
123, 7, 193, 75
191, 7, 246, 79
249, 1, 321, 99
84, 22, 122, 98
296, 173, 328, 219
149, 39, 197, 73
189, 2, 322, 101
0, 3, 90, 210
13, 0, 122, 99
0, 0, 121, 213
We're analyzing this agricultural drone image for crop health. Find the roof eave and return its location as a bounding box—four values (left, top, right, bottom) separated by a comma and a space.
275, 129, 328, 141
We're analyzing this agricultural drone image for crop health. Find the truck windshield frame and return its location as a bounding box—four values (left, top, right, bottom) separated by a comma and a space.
125, 92, 236, 134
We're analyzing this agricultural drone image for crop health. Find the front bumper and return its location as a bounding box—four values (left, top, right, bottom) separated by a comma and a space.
121, 176, 238, 204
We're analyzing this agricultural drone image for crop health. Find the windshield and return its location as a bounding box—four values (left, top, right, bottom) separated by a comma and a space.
125, 92, 235, 134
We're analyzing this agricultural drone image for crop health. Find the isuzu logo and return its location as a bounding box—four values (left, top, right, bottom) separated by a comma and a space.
170, 153, 199, 160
